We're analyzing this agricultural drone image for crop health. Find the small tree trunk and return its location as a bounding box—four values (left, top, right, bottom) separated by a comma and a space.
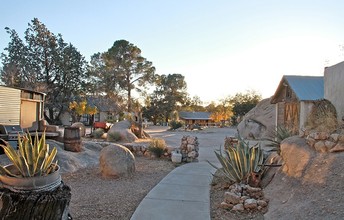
0, 183, 71, 220
137, 112, 144, 139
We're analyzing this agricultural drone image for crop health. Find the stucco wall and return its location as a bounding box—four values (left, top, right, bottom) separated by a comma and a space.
299, 101, 314, 131
324, 61, 344, 122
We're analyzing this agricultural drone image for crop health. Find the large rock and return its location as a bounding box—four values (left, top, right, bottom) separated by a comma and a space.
280, 136, 316, 178
264, 136, 344, 220
237, 98, 275, 139
107, 120, 138, 142
51, 140, 103, 173
99, 143, 135, 178
71, 122, 86, 137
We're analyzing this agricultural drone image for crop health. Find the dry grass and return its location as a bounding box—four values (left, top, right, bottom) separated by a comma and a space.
305, 100, 338, 133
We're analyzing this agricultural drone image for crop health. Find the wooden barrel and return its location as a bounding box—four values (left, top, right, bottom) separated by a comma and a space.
64, 127, 82, 152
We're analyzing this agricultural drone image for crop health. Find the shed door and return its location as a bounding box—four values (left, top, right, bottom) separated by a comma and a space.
284, 102, 299, 134
20, 100, 38, 129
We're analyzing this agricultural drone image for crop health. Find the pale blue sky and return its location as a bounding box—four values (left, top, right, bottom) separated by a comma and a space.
1, 0, 344, 104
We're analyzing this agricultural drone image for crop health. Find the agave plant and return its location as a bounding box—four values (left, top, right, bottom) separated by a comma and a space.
209, 138, 264, 184
264, 125, 293, 154
0, 132, 58, 177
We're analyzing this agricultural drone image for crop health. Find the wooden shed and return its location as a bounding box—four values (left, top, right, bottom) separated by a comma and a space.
0, 86, 45, 130
270, 75, 324, 134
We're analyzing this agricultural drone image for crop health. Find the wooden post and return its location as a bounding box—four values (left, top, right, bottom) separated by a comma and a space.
0, 183, 71, 220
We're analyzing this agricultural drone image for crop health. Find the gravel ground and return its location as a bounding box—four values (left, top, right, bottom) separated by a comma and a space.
62, 157, 175, 220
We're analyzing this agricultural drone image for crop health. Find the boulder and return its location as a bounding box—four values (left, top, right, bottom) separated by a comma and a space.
107, 120, 138, 142
237, 98, 275, 139
99, 143, 135, 178
52, 140, 102, 173
280, 136, 316, 178
71, 122, 86, 137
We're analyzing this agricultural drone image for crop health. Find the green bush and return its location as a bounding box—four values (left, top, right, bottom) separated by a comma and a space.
208, 138, 264, 185
148, 138, 166, 158
108, 131, 122, 142
169, 120, 184, 130
92, 128, 105, 139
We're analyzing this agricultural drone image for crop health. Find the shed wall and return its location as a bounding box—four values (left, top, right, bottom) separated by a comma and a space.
324, 63, 344, 122
0, 87, 21, 125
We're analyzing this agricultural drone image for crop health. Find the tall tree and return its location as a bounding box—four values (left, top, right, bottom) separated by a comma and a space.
95, 40, 155, 112
151, 73, 188, 123
1, 18, 88, 123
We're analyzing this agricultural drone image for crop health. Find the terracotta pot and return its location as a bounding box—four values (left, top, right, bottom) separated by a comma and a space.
0, 164, 61, 192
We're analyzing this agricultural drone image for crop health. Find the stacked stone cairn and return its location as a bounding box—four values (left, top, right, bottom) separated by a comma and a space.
180, 136, 199, 162
220, 183, 269, 212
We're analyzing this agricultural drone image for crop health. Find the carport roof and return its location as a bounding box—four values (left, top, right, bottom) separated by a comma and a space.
179, 111, 212, 120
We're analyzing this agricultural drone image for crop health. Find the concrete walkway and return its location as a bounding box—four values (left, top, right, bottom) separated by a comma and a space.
131, 126, 235, 220
130, 161, 218, 220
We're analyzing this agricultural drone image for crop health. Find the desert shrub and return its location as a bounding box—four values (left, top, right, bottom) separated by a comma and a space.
148, 138, 166, 158
169, 120, 184, 130
92, 128, 105, 138
108, 131, 122, 142
208, 138, 264, 185
305, 99, 338, 133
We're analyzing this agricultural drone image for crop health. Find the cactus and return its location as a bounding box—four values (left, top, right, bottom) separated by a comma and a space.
0, 132, 58, 177
209, 138, 264, 185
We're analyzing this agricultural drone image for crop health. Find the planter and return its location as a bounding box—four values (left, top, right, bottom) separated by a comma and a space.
0, 164, 61, 192
171, 151, 182, 163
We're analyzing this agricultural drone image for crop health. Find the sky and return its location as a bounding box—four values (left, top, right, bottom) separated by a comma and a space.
1, 0, 344, 105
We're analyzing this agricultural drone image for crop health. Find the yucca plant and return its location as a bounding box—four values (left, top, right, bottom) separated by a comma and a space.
0, 132, 58, 177
209, 138, 264, 185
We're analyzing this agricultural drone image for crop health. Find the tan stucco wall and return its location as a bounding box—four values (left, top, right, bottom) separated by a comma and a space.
324, 61, 344, 122
299, 102, 314, 131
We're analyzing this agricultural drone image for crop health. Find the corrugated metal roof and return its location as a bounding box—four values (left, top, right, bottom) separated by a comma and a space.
179, 111, 211, 120
284, 75, 324, 101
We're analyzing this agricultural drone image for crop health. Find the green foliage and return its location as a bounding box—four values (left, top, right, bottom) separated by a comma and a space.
0, 132, 58, 177
208, 139, 264, 185
92, 128, 105, 138
169, 120, 184, 130
265, 126, 294, 154
228, 90, 262, 124
89, 40, 155, 112
1, 18, 88, 124
148, 138, 166, 158
108, 131, 122, 142
143, 74, 188, 123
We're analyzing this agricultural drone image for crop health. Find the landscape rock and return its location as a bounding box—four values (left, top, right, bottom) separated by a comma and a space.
329, 143, 344, 152
237, 98, 275, 139
51, 140, 102, 173
314, 141, 327, 153
264, 141, 344, 219
71, 122, 86, 137
244, 199, 258, 210
99, 143, 135, 178
107, 120, 138, 142
232, 204, 245, 211
224, 192, 241, 204
281, 136, 316, 178
220, 202, 233, 209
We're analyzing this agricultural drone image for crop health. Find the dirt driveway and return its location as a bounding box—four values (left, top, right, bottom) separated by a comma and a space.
145, 126, 238, 163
